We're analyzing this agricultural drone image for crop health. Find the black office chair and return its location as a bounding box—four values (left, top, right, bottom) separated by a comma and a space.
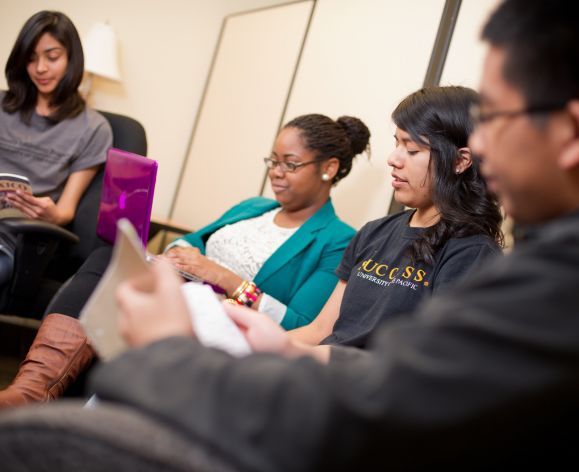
0, 111, 147, 318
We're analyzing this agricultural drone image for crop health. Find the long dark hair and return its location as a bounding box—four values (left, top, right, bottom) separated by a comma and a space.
284, 114, 371, 184
3, 10, 85, 123
392, 86, 503, 265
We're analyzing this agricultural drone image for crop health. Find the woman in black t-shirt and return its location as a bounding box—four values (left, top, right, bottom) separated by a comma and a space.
283, 85, 504, 349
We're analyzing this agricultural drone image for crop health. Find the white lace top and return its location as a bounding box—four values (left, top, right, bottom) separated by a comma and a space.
168, 208, 298, 323
205, 208, 296, 280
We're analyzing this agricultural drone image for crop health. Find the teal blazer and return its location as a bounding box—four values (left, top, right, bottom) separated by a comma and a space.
175, 197, 355, 329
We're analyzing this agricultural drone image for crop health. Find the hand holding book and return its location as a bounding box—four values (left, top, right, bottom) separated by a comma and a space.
0, 173, 32, 218
116, 261, 197, 350
0, 172, 63, 224
4, 187, 62, 224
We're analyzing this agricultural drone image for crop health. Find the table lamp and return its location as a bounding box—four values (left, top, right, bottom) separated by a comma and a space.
81, 22, 122, 98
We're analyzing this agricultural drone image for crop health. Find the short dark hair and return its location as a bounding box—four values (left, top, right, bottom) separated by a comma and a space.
283, 114, 371, 184
392, 86, 503, 264
482, 0, 579, 107
3, 10, 85, 123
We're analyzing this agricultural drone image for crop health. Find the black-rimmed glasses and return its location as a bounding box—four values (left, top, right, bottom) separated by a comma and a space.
470, 102, 566, 128
263, 157, 320, 173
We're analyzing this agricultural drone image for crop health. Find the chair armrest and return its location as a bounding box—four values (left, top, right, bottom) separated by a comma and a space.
0, 218, 79, 244
149, 217, 192, 240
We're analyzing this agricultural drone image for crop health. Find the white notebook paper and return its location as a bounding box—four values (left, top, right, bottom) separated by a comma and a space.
181, 282, 251, 357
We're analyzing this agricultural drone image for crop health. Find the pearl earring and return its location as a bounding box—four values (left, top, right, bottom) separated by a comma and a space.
455, 169, 460, 174
321, 173, 330, 182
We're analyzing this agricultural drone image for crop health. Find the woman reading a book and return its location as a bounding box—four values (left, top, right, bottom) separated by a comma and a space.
0, 112, 370, 407
0, 11, 112, 284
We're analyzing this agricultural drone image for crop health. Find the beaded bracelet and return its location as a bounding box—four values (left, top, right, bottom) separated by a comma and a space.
228, 280, 262, 307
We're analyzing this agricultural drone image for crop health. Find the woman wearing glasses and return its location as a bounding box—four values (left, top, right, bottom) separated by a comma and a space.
0, 113, 369, 408
161, 114, 370, 329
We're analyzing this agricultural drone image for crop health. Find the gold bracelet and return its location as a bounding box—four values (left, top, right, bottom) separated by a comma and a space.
231, 280, 249, 300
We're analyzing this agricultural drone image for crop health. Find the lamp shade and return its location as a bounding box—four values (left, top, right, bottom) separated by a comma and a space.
83, 22, 121, 82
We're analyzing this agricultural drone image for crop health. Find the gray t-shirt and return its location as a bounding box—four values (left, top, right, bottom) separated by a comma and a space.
0, 91, 112, 202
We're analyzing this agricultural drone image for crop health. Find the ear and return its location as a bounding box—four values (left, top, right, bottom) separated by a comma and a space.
323, 157, 340, 180
454, 147, 473, 174
558, 100, 579, 171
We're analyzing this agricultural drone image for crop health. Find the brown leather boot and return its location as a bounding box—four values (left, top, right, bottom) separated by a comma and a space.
0, 313, 95, 408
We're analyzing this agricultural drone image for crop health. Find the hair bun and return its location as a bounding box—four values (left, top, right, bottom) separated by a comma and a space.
337, 116, 371, 156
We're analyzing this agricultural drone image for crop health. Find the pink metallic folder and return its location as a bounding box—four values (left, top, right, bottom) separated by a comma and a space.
96, 148, 158, 247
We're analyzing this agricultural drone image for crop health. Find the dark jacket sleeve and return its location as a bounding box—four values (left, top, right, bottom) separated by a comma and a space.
90, 215, 579, 471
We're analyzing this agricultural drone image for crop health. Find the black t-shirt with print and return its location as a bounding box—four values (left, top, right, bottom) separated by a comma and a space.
322, 211, 501, 348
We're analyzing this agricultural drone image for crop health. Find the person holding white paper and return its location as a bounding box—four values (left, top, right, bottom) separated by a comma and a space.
87, 2, 579, 468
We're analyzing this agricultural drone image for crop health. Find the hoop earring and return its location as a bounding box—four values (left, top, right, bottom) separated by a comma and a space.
321, 173, 331, 182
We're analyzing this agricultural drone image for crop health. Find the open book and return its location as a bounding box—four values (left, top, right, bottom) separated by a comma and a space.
0, 173, 32, 218
80, 219, 251, 361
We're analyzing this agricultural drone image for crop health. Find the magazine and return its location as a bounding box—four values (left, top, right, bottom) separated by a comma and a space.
0, 173, 32, 218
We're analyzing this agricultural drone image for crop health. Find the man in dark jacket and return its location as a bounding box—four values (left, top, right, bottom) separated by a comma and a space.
91, 0, 579, 469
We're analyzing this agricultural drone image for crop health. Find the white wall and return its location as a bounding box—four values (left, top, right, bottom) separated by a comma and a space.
440, 0, 499, 88
0, 0, 291, 219
172, 1, 314, 229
